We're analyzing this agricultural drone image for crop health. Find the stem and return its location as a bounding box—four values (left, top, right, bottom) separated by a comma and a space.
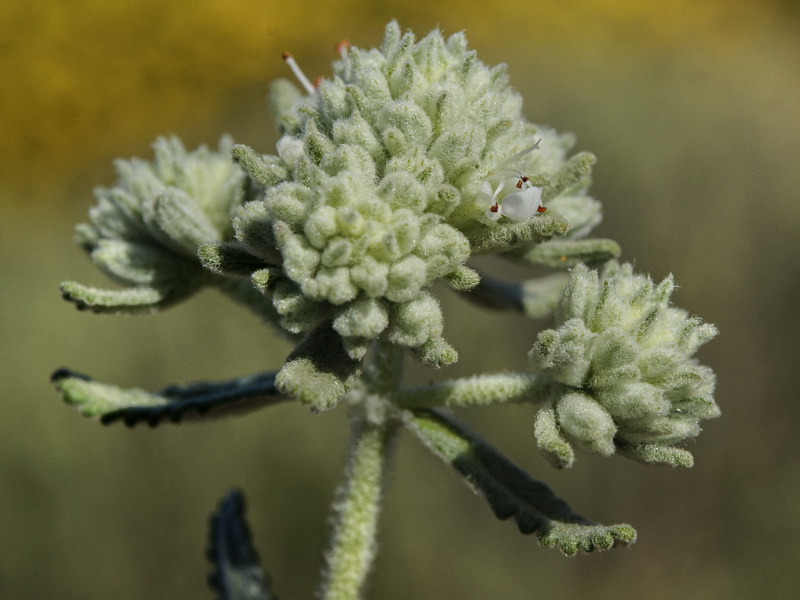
393, 372, 550, 409
319, 337, 403, 600
320, 415, 400, 600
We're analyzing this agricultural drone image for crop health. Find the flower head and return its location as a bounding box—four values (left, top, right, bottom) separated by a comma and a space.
63, 137, 247, 312
529, 262, 719, 468
215, 21, 610, 408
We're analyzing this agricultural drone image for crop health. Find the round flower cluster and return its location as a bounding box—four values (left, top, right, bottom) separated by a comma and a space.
64, 136, 247, 312
232, 21, 597, 365
528, 262, 719, 468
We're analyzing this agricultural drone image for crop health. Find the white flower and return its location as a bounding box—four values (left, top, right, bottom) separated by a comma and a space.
479, 140, 546, 222
479, 176, 544, 222
500, 180, 544, 221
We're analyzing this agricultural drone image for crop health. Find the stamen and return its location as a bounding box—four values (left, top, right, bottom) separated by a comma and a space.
335, 39, 351, 61
490, 203, 499, 213
282, 51, 316, 95
537, 206, 547, 213
498, 139, 541, 169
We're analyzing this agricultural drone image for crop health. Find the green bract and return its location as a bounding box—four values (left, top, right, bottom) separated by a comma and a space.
529, 262, 720, 468
224, 21, 602, 384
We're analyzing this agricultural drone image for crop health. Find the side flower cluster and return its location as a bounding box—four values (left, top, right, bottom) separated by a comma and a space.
62, 137, 247, 312
528, 262, 719, 468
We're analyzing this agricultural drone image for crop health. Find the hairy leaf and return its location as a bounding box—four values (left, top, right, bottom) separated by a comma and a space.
208, 490, 275, 600
275, 322, 362, 412
51, 369, 287, 426
405, 409, 636, 555
199, 241, 272, 276
466, 214, 569, 255
60, 279, 203, 314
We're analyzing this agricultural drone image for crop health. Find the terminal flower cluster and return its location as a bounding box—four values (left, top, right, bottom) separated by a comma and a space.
221, 21, 602, 382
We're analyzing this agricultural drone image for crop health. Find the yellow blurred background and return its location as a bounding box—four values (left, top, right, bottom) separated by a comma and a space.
2, 0, 799, 598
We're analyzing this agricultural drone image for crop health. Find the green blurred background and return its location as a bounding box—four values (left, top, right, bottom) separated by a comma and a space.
2, 0, 799, 598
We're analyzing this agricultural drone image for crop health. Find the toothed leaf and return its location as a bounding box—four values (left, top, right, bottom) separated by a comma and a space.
60, 280, 202, 314
405, 409, 635, 555
51, 369, 286, 426
207, 490, 275, 600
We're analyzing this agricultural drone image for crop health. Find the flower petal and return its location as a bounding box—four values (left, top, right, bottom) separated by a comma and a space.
501, 186, 542, 222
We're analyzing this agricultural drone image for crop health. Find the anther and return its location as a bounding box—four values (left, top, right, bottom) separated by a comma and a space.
335, 39, 351, 61
282, 51, 316, 95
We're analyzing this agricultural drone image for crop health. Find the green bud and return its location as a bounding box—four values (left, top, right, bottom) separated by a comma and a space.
555, 392, 616, 457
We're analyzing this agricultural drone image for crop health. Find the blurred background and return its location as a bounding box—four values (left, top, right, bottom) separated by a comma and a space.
2, 0, 799, 598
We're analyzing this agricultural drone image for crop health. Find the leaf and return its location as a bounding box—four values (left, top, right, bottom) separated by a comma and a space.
51, 369, 288, 427
515, 238, 622, 269
616, 442, 695, 468
199, 241, 272, 276
231, 144, 289, 188
90, 239, 190, 287
60, 280, 202, 314
411, 336, 458, 368
405, 409, 636, 555
467, 214, 569, 255
443, 265, 481, 291
275, 322, 362, 412
207, 489, 275, 600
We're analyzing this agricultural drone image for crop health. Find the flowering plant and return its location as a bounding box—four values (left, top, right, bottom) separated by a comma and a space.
53, 22, 718, 599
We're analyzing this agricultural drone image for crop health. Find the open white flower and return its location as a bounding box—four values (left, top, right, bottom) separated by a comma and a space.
479, 140, 546, 222
480, 176, 545, 222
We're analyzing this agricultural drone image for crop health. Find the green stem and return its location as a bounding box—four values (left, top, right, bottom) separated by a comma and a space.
319, 337, 403, 600
393, 372, 550, 409
320, 414, 400, 600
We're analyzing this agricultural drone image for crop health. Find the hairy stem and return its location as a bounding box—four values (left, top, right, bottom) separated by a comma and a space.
319, 337, 403, 600
320, 414, 400, 600
393, 372, 551, 409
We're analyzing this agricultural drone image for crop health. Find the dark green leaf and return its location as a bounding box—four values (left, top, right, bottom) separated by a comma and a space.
51, 369, 287, 427
199, 241, 272, 276
208, 490, 275, 600
405, 409, 636, 555
275, 322, 362, 412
